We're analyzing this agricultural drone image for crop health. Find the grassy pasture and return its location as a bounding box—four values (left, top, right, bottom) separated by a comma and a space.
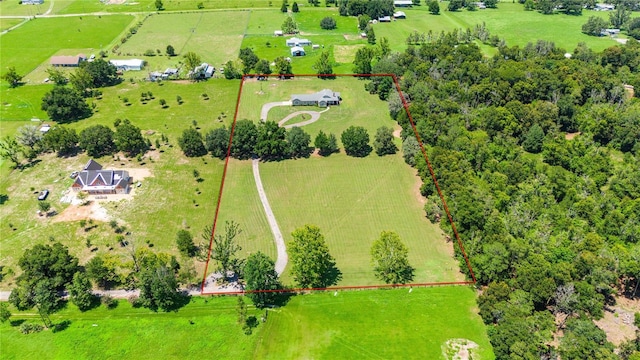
0, 79, 239, 287
1, 287, 492, 359
54, 0, 273, 15
0, 18, 26, 32
219, 77, 460, 286
117, 12, 250, 76
255, 287, 494, 359
0, 296, 263, 360
0, 15, 134, 80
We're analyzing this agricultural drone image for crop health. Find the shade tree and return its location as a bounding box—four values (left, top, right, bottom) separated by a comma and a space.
341, 126, 371, 157
373, 126, 397, 156
244, 252, 283, 308
370, 231, 414, 284
255, 120, 288, 160
230, 119, 258, 159
41, 86, 92, 122
205, 126, 230, 159
289, 224, 341, 288
79, 125, 116, 157
286, 126, 312, 158
178, 128, 207, 157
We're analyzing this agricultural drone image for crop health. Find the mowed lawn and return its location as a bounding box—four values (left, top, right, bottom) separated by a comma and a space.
373, 4, 620, 54
1, 287, 492, 359
53, 0, 273, 15
237, 77, 397, 139
0, 297, 263, 360
117, 11, 250, 74
254, 286, 494, 359
0, 15, 134, 78
260, 153, 461, 286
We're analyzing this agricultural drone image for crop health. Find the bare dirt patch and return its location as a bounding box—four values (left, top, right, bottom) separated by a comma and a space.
442, 339, 480, 360
53, 201, 110, 223
393, 128, 402, 138
595, 297, 640, 346
334, 44, 366, 63
565, 132, 581, 140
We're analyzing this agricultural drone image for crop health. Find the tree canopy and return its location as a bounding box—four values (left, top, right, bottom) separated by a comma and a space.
244, 252, 283, 308
178, 128, 207, 157
41, 86, 92, 123
79, 125, 116, 157
371, 231, 415, 284
289, 225, 341, 288
341, 126, 371, 157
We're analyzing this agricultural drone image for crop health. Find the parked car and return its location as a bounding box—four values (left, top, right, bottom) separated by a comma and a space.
37, 189, 49, 201
70, 171, 79, 179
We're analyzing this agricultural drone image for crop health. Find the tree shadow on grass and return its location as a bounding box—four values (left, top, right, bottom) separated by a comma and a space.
10, 319, 26, 327
322, 263, 343, 288
51, 320, 71, 333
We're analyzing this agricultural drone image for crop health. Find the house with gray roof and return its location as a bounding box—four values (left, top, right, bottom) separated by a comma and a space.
72, 159, 131, 195
286, 37, 312, 47
291, 89, 341, 107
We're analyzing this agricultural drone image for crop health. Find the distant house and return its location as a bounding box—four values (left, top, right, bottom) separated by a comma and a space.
595, 3, 615, 10
274, 30, 284, 36
22, 0, 44, 4
393, 0, 413, 6
603, 28, 621, 36
393, 11, 406, 18
39, 124, 51, 133
290, 46, 306, 56
472, 2, 486, 8
149, 71, 164, 81
50, 54, 86, 67
378, 16, 392, 22
71, 159, 131, 195
190, 62, 215, 79
286, 37, 312, 47
291, 89, 341, 107
109, 59, 145, 71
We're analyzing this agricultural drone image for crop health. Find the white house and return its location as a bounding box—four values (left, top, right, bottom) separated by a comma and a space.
595, 3, 615, 10
290, 46, 306, 56
22, 0, 44, 4
393, 0, 413, 6
393, 11, 406, 18
109, 59, 145, 71
286, 37, 312, 47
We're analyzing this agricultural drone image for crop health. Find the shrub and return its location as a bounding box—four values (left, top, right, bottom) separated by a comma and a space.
101, 295, 117, 309
320, 17, 337, 30
19, 323, 44, 334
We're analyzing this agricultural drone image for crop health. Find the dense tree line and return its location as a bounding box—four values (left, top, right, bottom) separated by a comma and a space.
369, 32, 640, 359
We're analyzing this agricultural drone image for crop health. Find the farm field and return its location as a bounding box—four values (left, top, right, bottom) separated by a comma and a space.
53, 0, 273, 15
116, 11, 250, 77
0, 15, 135, 80
0, 287, 493, 359
0, 18, 26, 32
254, 286, 494, 359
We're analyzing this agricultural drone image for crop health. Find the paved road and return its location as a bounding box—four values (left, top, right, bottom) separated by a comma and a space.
252, 159, 288, 275
260, 101, 292, 121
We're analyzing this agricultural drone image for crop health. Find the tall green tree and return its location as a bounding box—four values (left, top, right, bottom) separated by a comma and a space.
43, 126, 78, 156
244, 252, 283, 308
274, 57, 293, 77
139, 264, 181, 312
239, 48, 260, 74
208, 221, 244, 277
0, 303, 11, 324
582, 16, 608, 36
0, 136, 22, 168
287, 126, 312, 158
289, 224, 340, 288
183, 52, 202, 79
370, 231, 415, 284
17, 242, 79, 290
69, 272, 96, 311
86, 255, 120, 289
522, 124, 545, 153
341, 125, 371, 157
314, 51, 334, 78
166, 44, 175, 56
205, 126, 230, 159
373, 126, 397, 156
255, 121, 288, 160
114, 119, 147, 157
292, 1, 300, 11
82, 59, 118, 87
365, 25, 376, 44
230, 119, 258, 159
79, 125, 116, 157
609, 6, 630, 28
33, 279, 59, 328
69, 67, 94, 96
2, 66, 22, 87
176, 230, 197, 257
281, 16, 298, 34
428, 0, 440, 14
314, 130, 338, 156
46, 67, 68, 86
281, 0, 288, 12
41, 86, 92, 122
178, 128, 207, 157
254, 59, 272, 75
352, 46, 375, 74
155, 0, 164, 10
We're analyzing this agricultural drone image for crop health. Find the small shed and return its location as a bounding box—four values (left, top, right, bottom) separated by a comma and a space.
274, 30, 284, 36
109, 59, 145, 71
393, 11, 406, 18
290, 46, 305, 57
39, 124, 51, 133
378, 16, 392, 22
312, 44, 320, 50
393, 0, 413, 6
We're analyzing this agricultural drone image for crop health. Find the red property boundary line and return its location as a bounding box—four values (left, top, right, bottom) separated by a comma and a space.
200, 73, 476, 295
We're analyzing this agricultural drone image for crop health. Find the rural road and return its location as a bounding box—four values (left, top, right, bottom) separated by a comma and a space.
252, 159, 288, 275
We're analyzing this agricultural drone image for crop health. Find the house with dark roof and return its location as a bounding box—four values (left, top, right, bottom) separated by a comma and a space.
291, 89, 341, 107
71, 159, 131, 195
290, 46, 306, 56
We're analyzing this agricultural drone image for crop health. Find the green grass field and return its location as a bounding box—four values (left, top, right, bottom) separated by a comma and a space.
373, 3, 620, 53
217, 77, 460, 286
1, 287, 493, 360
254, 286, 493, 359
0, 18, 26, 32
117, 11, 250, 75
0, 15, 135, 80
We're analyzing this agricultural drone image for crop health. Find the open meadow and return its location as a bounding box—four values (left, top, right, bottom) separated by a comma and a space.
0, 287, 493, 359
216, 76, 460, 287
116, 11, 250, 77
0, 15, 135, 79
